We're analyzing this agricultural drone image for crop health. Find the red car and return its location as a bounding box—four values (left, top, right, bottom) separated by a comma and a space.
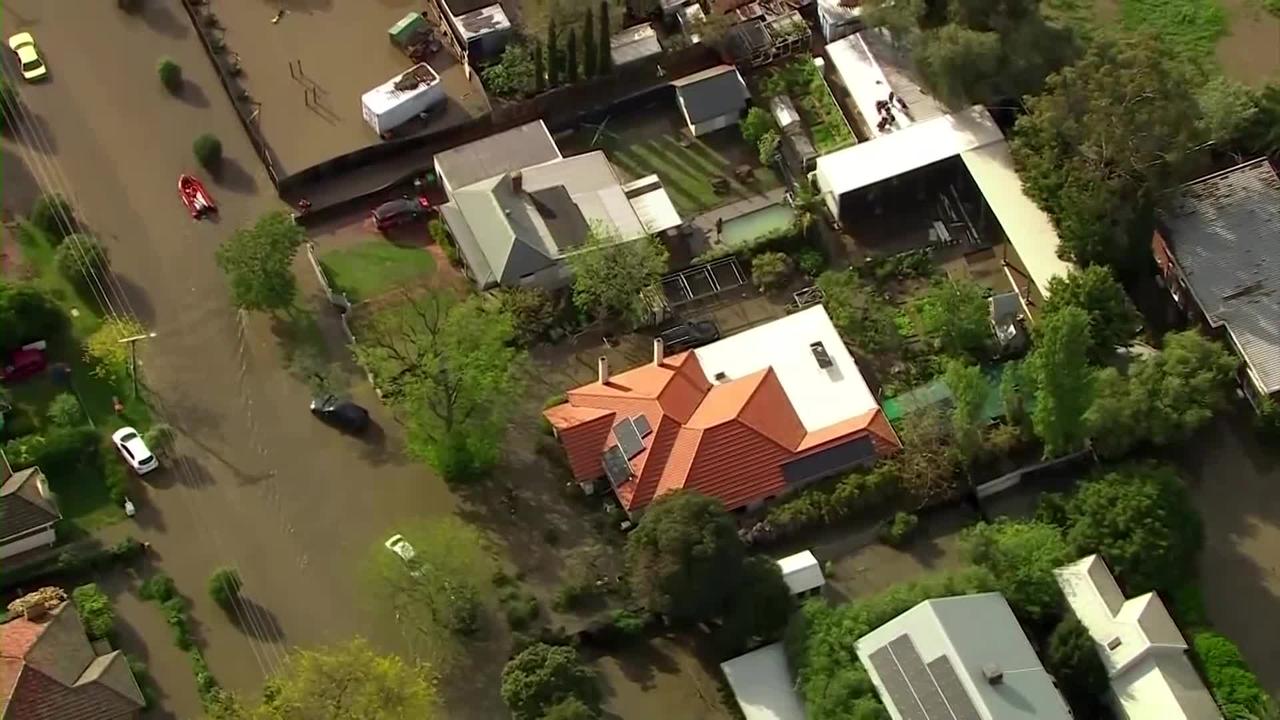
178, 174, 217, 219
371, 197, 430, 231
0, 348, 47, 384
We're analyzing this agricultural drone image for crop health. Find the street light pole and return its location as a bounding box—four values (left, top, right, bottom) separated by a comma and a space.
117, 332, 158, 398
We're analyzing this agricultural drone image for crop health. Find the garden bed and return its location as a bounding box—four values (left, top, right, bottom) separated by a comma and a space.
759, 60, 855, 154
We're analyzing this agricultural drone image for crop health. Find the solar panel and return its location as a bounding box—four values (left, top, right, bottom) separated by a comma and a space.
868, 646, 929, 720
889, 635, 952, 720
927, 656, 982, 720
633, 415, 652, 437
614, 419, 645, 459
602, 446, 632, 488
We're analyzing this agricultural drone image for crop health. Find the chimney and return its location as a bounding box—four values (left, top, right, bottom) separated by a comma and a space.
511, 170, 523, 193
598, 356, 610, 384
653, 338, 665, 365
982, 664, 1004, 685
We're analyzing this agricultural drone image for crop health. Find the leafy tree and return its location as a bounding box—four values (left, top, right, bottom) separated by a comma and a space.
751, 251, 792, 290
355, 291, 524, 481
1027, 306, 1092, 456
717, 556, 794, 655
0, 281, 67, 351
244, 639, 440, 719
598, 1, 612, 72
944, 359, 987, 461
207, 568, 242, 611
72, 583, 115, 640
757, 129, 780, 165
193, 133, 223, 171
893, 407, 961, 503
1196, 76, 1259, 146
1238, 83, 1280, 157
1192, 632, 1271, 718
1011, 36, 1203, 269
740, 106, 775, 147
501, 643, 600, 720
31, 193, 76, 240
913, 25, 1002, 107
46, 393, 83, 428
215, 211, 304, 313
567, 227, 668, 326
816, 270, 901, 354
84, 317, 146, 382
910, 278, 990, 359
484, 42, 538, 99
1046, 615, 1109, 717
566, 28, 579, 83
1063, 463, 1202, 595
542, 697, 598, 720
157, 57, 182, 92
1041, 265, 1139, 360
498, 286, 556, 346
1082, 366, 1141, 458
547, 17, 561, 86
583, 7, 597, 78
624, 491, 745, 624
960, 520, 1070, 619
55, 234, 109, 290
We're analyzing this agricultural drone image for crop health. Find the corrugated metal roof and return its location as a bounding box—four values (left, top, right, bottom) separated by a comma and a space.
673, 65, 749, 125
1161, 158, 1280, 393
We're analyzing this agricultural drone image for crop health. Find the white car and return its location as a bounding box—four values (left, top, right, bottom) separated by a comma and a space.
8, 33, 47, 82
384, 534, 422, 577
112, 427, 158, 475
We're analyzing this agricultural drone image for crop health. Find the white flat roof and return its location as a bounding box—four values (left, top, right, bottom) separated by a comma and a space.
720, 642, 807, 720
814, 105, 1003, 197
826, 33, 909, 138
960, 142, 1072, 298
693, 305, 878, 432
776, 550, 825, 594
622, 175, 682, 235
455, 3, 511, 40
361, 63, 441, 115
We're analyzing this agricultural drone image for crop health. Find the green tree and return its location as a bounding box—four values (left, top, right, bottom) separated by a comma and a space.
1082, 366, 1141, 458
1027, 306, 1092, 456
157, 57, 182, 92
566, 28, 579, 83
83, 316, 146, 382
1238, 83, 1280, 157
757, 129, 780, 165
740, 106, 775, 146
583, 7, 597, 78
567, 227, 668, 326
0, 281, 67, 351
1046, 615, 1110, 717
944, 359, 987, 462
816, 270, 900, 354
533, 41, 546, 93
72, 583, 115, 640
55, 234, 109, 290
484, 42, 537, 99
911, 278, 990, 359
501, 643, 600, 720
215, 211, 304, 313
717, 556, 794, 655
913, 25, 1002, 107
1064, 464, 1202, 595
624, 491, 745, 624
1196, 76, 1259, 146
193, 133, 223, 171
207, 568, 242, 611
598, 1, 612, 72
999, 360, 1029, 427
960, 520, 1071, 620
751, 251, 792, 290
894, 407, 962, 503
1192, 632, 1271, 718
46, 393, 83, 428
1041, 265, 1140, 360
547, 17, 561, 86
355, 292, 524, 481
1011, 36, 1203, 269
542, 696, 598, 720
498, 286, 556, 346
31, 193, 76, 240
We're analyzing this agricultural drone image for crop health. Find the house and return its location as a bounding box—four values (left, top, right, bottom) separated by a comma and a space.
1, 590, 146, 719
0, 458, 61, 560
816, 29, 1074, 312
720, 642, 807, 720
856, 592, 1073, 720
543, 305, 900, 516
1153, 158, 1280, 408
1054, 555, 1223, 720
672, 65, 750, 137
428, 0, 511, 62
776, 549, 824, 596
434, 120, 678, 290
610, 24, 664, 67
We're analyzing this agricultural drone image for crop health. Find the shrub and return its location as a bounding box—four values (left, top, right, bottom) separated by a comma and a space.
541, 697, 598, 720
796, 248, 826, 278
1045, 615, 1109, 717
440, 579, 480, 635
608, 608, 648, 637
72, 583, 115, 639
1192, 632, 1270, 717
501, 587, 541, 631
501, 642, 600, 719
751, 251, 793, 291
499, 286, 556, 346
46, 393, 83, 427
139, 573, 177, 603
192, 134, 223, 171
0, 405, 38, 440
428, 219, 460, 265
879, 511, 918, 546
1255, 398, 1280, 444
33, 426, 98, 478
55, 234, 110, 288
144, 423, 177, 458
758, 465, 900, 541
163, 597, 193, 650
157, 58, 182, 92
31, 194, 76, 240
207, 567, 242, 610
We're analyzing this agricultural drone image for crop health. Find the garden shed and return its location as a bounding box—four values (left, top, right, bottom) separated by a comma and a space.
672, 65, 750, 137
776, 550, 825, 596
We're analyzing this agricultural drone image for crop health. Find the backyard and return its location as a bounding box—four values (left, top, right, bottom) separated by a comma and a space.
318, 239, 437, 304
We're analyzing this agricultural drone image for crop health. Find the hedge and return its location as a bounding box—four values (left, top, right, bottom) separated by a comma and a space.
0, 537, 144, 593
1192, 632, 1270, 717
747, 465, 900, 544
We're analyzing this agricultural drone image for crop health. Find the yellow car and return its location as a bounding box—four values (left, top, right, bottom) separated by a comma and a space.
8, 32, 47, 81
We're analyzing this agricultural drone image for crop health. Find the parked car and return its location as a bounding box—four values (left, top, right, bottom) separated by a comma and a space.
111, 427, 159, 475
658, 320, 721, 352
0, 348, 47, 384
309, 394, 370, 433
384, 534, 422, 577
371, 197, 430, 231
8, 32, 47, 81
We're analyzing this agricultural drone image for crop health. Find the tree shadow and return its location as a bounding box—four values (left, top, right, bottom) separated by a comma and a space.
355, 418, 394, 467
176, 80, 209, 109
141, 1, 190, 39
225, 594, 287, 643
212, 157, 258, 195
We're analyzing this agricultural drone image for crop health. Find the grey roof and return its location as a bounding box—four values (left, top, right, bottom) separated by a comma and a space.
1160, 158, 1280, 393
856, 593, 1072, 720
441, 0, 497, 20
434, 121, 561, 192
0, 467, 60, 541
610, 24, 664, 66
673, 65, 750, 124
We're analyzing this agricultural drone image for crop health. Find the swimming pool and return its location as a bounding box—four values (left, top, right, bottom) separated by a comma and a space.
718, 203, 796, 248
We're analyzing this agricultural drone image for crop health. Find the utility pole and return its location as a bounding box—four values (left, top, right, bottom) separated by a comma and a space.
117, 332, 158, 398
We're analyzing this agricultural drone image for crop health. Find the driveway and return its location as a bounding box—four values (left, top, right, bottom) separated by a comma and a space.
1, 0, 460, 708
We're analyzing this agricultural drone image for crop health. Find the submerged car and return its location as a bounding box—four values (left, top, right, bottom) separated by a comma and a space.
8, 32, 47, 81
309, 394, 370, 433
371, 197, 430, 231
384, 534, 423, 577
111, 426, 159, 475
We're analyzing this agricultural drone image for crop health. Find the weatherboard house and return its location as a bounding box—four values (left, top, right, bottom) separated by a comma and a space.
543, 306, 900, 516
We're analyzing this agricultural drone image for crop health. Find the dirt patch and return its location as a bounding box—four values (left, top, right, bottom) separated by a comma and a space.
591, 636, 735, 720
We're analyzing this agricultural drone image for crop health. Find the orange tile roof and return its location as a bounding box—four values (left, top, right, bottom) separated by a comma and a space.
544, 351, 900, 513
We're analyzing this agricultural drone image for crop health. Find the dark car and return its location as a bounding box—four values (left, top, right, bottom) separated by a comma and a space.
309, 395, 370, 433
657, 320, 721, 353
371, 197, 430, 231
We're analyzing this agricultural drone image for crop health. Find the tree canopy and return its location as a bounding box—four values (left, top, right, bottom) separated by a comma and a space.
943, 359, 988, 462
567, 227, 668, 326
1045, 615, 1110, 717
83, 317, 147, 383
215, 211, 305, 313
500, 643, 600, 720
624, 491, 745, 624
0, 281, 67, 351
1027, 306, 1093, 456
816, 270, 901, 355
484, 42, 538, 99
1041, 266, 1139, 360
960, 519, 1071, 620
717, 556, 795, 655
910, 278, 991, 360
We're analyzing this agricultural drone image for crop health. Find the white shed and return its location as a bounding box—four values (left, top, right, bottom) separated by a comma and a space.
776, 550, 824, 596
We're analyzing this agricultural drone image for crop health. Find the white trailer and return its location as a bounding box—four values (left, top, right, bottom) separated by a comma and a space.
361, 63, 445, 137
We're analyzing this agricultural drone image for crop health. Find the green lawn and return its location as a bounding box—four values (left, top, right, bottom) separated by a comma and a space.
604, 134, 778, 216
1118, 0, 1227, 73
319, 241, 436, 304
